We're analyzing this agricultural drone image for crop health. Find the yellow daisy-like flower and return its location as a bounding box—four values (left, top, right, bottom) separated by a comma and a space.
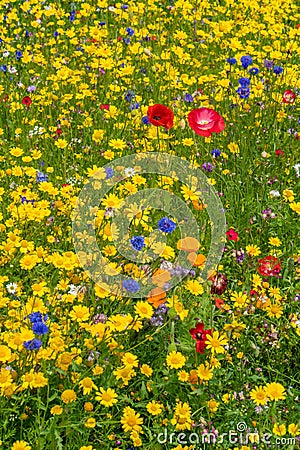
166, 351, 187, 369
146, 400, 163, 416
290, 202, 300, 214
265, 382, 286, 401
205, 331, 228, 354
230, 291, 249, 308
11, 441, 31, 450
121, 352, 139, 368
266, 302, 283, 319
134, 301, 154, 319
246, 245, 261, 257
273, 423, 286, 436
95, 387, 118, 407
185, 279, 204, 296
50, 405, 63, 415
120, 406, 143, 433
61, 389, 77, 404
140, 364, 153, 377
197, 363, 214, 381
250, 386, 268, 405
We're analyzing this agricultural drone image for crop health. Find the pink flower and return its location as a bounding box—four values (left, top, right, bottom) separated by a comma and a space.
226, 228, 239, 241
187, 107, 225, 137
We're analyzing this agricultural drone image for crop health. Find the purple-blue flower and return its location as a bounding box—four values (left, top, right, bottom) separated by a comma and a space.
122, 279, 140, 293
273, 65, 283, 75
238, 77, 250, 87
237, 86, 250, 99
24, 338, 42, 350
211, 148, 221, 157
226, 57, 237, 65
157, 217, 176, 234
32, 322, 49, 335
130, 236, 145, 251
240, 55, 252, 69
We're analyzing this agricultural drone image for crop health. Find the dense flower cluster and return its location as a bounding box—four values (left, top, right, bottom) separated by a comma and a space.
0, 0, 299, 449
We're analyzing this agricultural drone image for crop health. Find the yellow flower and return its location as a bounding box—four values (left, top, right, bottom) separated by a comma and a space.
290, 202, 300, 214
273, 423, 286, 436
84, 418, 96, 428
122, 352, 139, 368
95, 387, 118, 407
230, 291, 249, 308
146, 400, 163, 416
50, 405, 63, 415
205, 331, 228, 354
265, 382, 286, 401
121, 406, 143, 433
55, 138, 68, 149
269, 237, 281, 247
207, 399, 219, 413
288, 423, 300, 436
171, 401, 192, 431
134, 301, 153, 319
79, 377, 98, 395
140, 364, 153, 377
92, 129, 105, 142
0, 345, 12, 362
185, 279, 204, 296
250, 386, 268, 405
11, 441, 31, 450
246, 245, 261, 257
177, 370, 189, 382
69, 305, 90, 322
228, 142, 239, 154
166, 351, 186, 369
197, 363, 214, 381
61, 389, 77, 404
266, 302, 283, 319
108, 138, 127, 150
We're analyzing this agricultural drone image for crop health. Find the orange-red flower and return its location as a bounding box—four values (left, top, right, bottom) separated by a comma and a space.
147, 104, 174, 129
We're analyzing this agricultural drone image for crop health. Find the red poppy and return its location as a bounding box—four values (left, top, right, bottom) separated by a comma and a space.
22, 96, 32, 106
275, 149, 285, 156
187, 107, 225, 137
55, 128, 62, 135
147, 104, 174, 130
257, 256, 281, 277
189, 322, 212, 353
226, 228, 239, 241
282, 90, 295, 104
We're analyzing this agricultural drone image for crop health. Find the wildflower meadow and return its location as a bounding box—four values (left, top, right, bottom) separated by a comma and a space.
0, 0, 299, 449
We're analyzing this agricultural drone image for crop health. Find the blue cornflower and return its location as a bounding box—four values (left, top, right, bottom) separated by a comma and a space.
124, 38, 130, 44
157, 217, 176, 234
130, 236, 145, 251
16, 50, 22, 60
240, 55, 252, 68
129, 102, 140, 110
28, 312, 43, 323
211, 148, 221, 157
226, 57, 237, 65
273, 66, 283, 75
184, 93, 194, 102
249, 67, 259, 75
36, 171, 48, 183
32, 322, 49, 335
0, 65, 7, 72
124, 90, 135, 101
122, 279, 140, 293
99, 22, 106, 26
105, 167, 114, 179
21, 197, 34, 204
142, 116, 150, 125
24, 338, 42, 351
237, 86, 250, 99
238, 77, 250, 86
126, 27, 134, 36
53, 31, 59, 37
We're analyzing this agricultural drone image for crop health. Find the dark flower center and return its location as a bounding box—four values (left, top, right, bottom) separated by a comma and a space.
153, 115, 161, 120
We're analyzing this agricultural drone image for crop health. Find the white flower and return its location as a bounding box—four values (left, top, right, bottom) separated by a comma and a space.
124, 167, 135, 177
3, 50, 9, 57
294, 163, 300, 178
269, 190, 280, 197
8, 66, 17, 74
6, 283, 18, 294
